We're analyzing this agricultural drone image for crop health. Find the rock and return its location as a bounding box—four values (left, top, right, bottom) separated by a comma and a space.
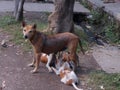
2, 81, 6, 88
1, 40, 8, 48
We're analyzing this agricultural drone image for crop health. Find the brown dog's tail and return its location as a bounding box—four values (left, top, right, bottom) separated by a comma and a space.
78, 39, 85, 55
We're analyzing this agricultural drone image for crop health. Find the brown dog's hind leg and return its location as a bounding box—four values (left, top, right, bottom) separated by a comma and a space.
68, 41, 78, 70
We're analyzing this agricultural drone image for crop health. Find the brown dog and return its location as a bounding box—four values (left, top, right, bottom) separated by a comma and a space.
22, 22, 84, 73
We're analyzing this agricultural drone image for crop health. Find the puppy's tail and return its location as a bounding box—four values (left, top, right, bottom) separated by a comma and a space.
72, 82, 83, 90
78, 39, 85, 55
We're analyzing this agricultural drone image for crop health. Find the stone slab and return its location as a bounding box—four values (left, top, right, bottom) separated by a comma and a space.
92, 45, 120, 73
86, 0, 120, 22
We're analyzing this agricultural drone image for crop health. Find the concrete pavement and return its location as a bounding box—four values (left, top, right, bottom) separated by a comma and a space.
92, 44, 120, 73
0, 1, 90, 14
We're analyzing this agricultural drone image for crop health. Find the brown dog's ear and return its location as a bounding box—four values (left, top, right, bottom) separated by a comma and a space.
22, 21, 26, 27
32, 24, 36, 29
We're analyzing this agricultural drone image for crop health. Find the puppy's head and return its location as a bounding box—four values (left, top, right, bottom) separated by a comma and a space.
22, 21, 36, 39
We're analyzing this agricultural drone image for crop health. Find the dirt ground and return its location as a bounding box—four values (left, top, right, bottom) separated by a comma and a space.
0, 28, 101, 90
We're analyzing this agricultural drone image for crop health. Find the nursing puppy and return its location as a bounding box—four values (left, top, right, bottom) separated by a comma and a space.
22, 22, 84, 73
29, 53, 53, 72
52, 59, 83, 90
62, 52, 79, 67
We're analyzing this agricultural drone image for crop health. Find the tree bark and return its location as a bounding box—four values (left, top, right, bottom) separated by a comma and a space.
48, 0, 75, 33
14, 0, 20, 17
15, 0, 25, 21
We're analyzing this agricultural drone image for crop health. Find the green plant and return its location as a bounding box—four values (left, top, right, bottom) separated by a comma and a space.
88, 71, 120, 90
88, 9, 119, 44
90, 10, 102, 24
74, 27, 89, 52
104, 22, 119, 43
80, 0, 120, 44
79, 0, 90, 8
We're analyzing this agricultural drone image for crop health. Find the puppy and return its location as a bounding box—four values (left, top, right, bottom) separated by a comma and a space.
28, 53, 53, 72
52, 59, 83, 90
62, 52, 79, 68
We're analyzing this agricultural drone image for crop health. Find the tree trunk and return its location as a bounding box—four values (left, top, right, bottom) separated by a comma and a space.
15, 0, 25, 21
14, 0, 20, 17
48, 0, 75, 33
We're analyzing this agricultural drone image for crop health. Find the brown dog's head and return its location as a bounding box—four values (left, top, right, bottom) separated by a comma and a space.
22, 21, 36, 39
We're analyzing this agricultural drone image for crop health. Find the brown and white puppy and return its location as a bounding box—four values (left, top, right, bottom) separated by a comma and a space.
28, 53, 53, 72
22, 22, 84, 73
52, 59, 83, 90
62, 52, 79, 67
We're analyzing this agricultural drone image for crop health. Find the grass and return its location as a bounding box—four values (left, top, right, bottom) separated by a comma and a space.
87, 71, 120, 90
0, 15, 48, 52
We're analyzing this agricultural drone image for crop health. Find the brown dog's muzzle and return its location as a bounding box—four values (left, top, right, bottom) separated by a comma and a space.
24, 35, 28, 39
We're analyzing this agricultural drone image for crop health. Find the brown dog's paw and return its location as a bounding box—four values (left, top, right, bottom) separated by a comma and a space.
28, 63, 34, 67
30, 69, 38, 73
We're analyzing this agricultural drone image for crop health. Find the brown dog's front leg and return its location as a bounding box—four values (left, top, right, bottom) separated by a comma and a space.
28, 55, 36, 67
31, 53, 41, 73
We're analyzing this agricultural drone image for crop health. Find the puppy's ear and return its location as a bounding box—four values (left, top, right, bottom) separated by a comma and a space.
22, 21, 26, 27
32, 24, 36, 29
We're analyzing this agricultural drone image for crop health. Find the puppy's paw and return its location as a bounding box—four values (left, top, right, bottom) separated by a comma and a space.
51, 67, 54, 70
48, 68, 53, 73
28, 63, 34, 67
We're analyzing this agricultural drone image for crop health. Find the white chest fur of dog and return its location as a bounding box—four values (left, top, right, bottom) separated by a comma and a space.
52, 61, 83, 90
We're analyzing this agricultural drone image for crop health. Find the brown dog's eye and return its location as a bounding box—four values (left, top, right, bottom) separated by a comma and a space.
24, 29, 26, 32
29, 31, 32, 33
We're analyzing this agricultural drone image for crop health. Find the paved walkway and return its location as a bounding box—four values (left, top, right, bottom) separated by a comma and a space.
0, 1, 90, 14
92, 45, 120, 73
